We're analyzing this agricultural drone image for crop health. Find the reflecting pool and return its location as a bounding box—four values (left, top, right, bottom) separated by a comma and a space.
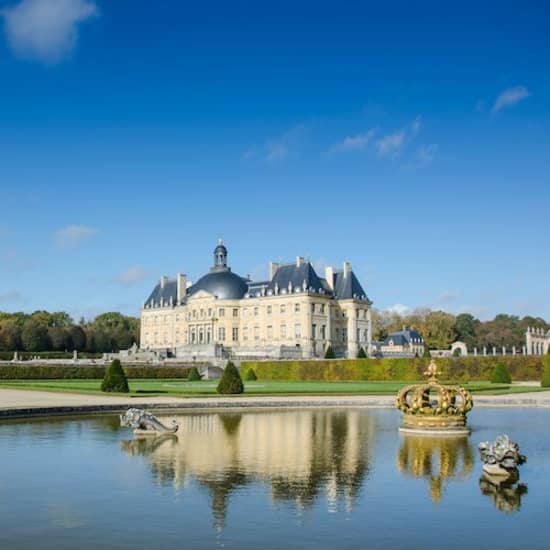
0, 408, 548, 549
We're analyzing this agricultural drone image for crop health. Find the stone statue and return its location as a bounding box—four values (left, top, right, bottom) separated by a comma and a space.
120, 408, 179, 435
478, 434, 526, 476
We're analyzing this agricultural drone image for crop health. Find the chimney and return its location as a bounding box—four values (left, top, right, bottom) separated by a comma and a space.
269, 262, 279, 279
343, 261, 351, 277
325, 266, 334, 289
177, 273, 187, 302
160, 276, 169, 289
296, 256, 304, 267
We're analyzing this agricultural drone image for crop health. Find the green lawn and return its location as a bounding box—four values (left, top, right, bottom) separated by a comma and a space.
0, 379, 545, 397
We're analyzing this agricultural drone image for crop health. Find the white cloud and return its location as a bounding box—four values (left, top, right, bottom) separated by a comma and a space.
491, 85, 531, 113
386, 303, 411, 316
328, 129, 377, 153
55, 224, 97, 249
115, 266, 148, 286
1, 0, 97, 64
376, 116, 422, 158
243, 125, 307, 164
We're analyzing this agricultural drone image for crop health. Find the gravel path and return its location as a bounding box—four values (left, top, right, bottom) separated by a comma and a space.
1, 388, 550, 419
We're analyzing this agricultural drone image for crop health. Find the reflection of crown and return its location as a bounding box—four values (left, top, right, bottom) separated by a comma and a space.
398, 435, 474, 502
396, 360, 473, 433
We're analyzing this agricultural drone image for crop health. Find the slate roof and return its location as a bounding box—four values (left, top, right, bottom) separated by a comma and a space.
145, 280, 178, 307
144, 257, 370, 307
383, 329, 424, 346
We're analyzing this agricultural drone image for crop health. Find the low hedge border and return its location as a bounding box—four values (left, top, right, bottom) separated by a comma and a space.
243, 356, 548, 382
0, 365, 192, 380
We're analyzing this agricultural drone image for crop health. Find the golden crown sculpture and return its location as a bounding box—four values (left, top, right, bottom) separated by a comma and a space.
396, 360, 473, 434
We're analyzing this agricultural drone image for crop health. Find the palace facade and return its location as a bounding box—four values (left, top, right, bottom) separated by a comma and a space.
140, 241, 372, 360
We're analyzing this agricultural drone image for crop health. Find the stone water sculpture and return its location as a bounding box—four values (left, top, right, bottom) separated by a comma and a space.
478, 434, 526, 476
120, 408, 179, 435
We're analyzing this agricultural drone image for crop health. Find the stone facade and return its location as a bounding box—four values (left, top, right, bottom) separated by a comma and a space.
374, 328, 425, 357
140, 242, 372, 360
525, 327, 550, 355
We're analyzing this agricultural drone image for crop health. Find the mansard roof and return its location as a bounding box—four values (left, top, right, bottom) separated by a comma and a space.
383, 329, 424, 346
145, 280, 178, 308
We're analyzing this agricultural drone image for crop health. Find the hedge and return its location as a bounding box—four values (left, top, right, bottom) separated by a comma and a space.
243, 356, 545, 382
0, 351, 103, 361
0, 365, 192, 380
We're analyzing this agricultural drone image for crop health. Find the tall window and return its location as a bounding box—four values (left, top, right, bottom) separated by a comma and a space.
294, 323, 301, 338
254, 326, 260, 340
267, 325, 273, 339
232, 327, 239, 341
280, 304, 286, 314
267, 305, 272, 315
219, 327, 226, 341
295, 303, 300, 313
311, 303, 315, 314
311, 324, 316, 339
243, 327, 248, 341
321, 325, 326, 339
281, 324, 287, 338
219, 308, 225, 317
233, 308, 239, 317
254, 307, 259, 317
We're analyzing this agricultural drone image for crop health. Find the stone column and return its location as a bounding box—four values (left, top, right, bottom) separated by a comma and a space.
502, 346, 506, 356
366, 308, 373, 356
512, 346, 516, 355
347, 307, 358, 359
492, 347, 496, 356
473, 347, 477, 356
483, 347, 487, 356
325, 304, 332, 354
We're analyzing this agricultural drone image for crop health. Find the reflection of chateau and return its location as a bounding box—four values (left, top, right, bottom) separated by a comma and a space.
397, 435, 474, 502
121, 410, 375, 529
140, 242, 372, 360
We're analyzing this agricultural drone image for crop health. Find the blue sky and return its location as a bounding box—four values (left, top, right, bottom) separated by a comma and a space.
0, 0, 548, 321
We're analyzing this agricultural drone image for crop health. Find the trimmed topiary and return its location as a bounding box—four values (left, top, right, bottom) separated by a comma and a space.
245, 368, 257, 381
357, 347, 367, 359
217, 361, 244, 394
188, 366, 201, 381
324, 345, 336, 359
423, 347, 431, 358
490, 363, 512, 384
541, 358, 550, 387
101, 359, 129, 393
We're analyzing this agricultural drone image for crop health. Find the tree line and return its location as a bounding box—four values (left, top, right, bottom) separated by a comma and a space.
372, 309, 549, 351
0, 311, 139, 353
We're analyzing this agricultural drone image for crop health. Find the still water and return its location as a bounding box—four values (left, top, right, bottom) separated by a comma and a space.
0, 408, 548, 549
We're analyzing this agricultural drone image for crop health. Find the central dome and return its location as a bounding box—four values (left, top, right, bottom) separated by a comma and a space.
188, 270, 248, 300
187, 241, 248, 300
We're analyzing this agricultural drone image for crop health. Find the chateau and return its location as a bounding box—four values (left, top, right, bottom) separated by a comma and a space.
140, 241, 372, 360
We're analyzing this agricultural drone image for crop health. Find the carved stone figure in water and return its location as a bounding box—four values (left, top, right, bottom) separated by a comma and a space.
120, 408, 179, 434
478, 434, 526, 476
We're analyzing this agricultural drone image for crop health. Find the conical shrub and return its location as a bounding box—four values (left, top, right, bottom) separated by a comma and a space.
217, 361, 244, 394
489, 363, 512, 384
541, 358, 550, 388
356, 347, 367, 358
324, 345, 336, 359
101, 359, 129, 393
188, 366, 201, 381
245, 368, 257, 381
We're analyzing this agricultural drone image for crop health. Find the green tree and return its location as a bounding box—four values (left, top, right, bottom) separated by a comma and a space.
357, 347, 367, 358
0, 320, 20, 351
324, 345, 336, 359
188, 366, 201, 381
453, 313, 480, 349
217, 361, 244, 394
21, 320, 50, 352
69, 325, 86, 351
542, 357, 550, 387
452, 347, 461, 357
48, 326, 69, 351
101, 359, 129, 392
244, 368, 257, 381
423, 311, 456, 349
489, 363, 512, 384
423, 347, 431, 358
